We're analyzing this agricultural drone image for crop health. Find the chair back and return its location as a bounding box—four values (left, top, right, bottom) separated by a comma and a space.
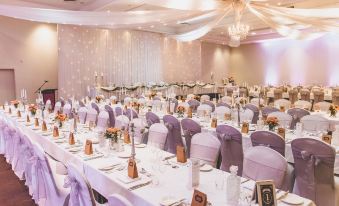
314, 101, 331, 112
288, 89, 298, 104
313, 91, 324, 103
216, 125, 243, 175
191, 133, 221, 167
300, 89, 310, 101
131, 118, 146, 144
221, 96, 232, 104
291, 138, 336, 206
145, 112, 160, 127
63, 103, 72, 117
124, 97, 132, 106
250, 131, 285, 157
124, 108, 138, 120
268, 111, 292, 129
262, 106, 279, 118
243, 146, 287, 189
187, 99, 200, 112
85, 108, 97, 124
332, 91, 339, 106
202, 101, 215, 112
78, 107, 87, 124
148, 123, 168, 150
114, 106, 123, 116
287, 108, 310, 129
96, 111, 109, 131
200, 95, 210, 102
91, 103, 100, 114
232, 108, 254, 123
274, 89, 283, 100
300, 115, 329, 132
181, 118, 201, 157
104, 105, 115, 127
215, 106, 231, 120
54, 101, 62, 113
163, 115, 184, 154
216, 102, 231, 108
250, 98, 265, 107
244, 104, 259, 124
197, 104, 212, 117
239, 87, 248, 97
115, 115, 130, 130
64, 163, 96, 206
294, 100, 312, 110
274, 99, 291, 110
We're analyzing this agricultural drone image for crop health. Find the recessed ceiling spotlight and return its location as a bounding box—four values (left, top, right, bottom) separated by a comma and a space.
277, 2, 281, 6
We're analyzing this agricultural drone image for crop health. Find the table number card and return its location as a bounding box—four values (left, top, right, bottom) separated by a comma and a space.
34, 118, 39, 127
176, 145, 187, 163
191, 189, 207, 206
128, 158, 138, 179
241, 122, 249, 134
69, 132, 75, 145
17, 110, 21, 117
277, 128, 285, 139
252, 180, 277, 206
41, 121, 47, 132
26, 115, 30, 123
211, 118, 217, 128
322, 134, 332, 144
224, 113, 231, 121
187, 107, 193, 118
124, 130, 130, 144
280, 106, 285, 112
53, 126, 59, 138
84, 139, 93, 155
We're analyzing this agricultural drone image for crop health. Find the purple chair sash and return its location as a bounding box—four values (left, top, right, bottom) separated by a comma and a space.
163, 115, 184, 154
245, 104, 259, 124
105, 105, 115, 127
145, 112, 160, 127
287, 108, 310, 129
181, 118, 201, 158
250, 131, 285, 157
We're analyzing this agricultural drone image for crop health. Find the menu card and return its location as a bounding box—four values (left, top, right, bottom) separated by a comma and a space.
128, 158, 138, 179
176, 145, 187, 163
53, 126, 59, 138
191, 189, 207, 206
124, 130, 130, 144
34, 118, 39, 127
241, 122, 249, 134
187, 107, 193, 118
69, 132, 75, 145
8, 107, 12, 114
84, 139, 93, 155
277, 128, 285, 139
17, 110, 21, 117
188, 159, 200, 188
322, 134, 332, 144
41, 121, 47, 132
211, 118, 217, 128
26, 115, 30, 123
224, 113, 231, 121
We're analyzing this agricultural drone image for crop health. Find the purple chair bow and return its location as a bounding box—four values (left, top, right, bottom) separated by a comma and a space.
216, 102, 231, 109
115, 107, 123, 116
181, 118, 201, 158
124, 108, 138, 120
287, 108, 310, 129
216, 125, 243, 176
91, 103, 100, 114
291, 138, 336, 206
187, 99, 200, 112
105, 105, 115, 127
262, 106, 279, 118
145, 112, 160, 127
245, 104, 259, 124
250, 131, 285, 157
163, 115, 184, 154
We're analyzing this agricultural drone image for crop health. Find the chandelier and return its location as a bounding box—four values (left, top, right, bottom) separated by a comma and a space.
228, 23, 250, 40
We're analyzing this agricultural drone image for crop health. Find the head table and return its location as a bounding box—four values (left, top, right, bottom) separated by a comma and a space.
0, 107, 316, 206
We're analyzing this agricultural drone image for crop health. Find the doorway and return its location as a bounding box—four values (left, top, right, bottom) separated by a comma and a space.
0, 69, 16, 103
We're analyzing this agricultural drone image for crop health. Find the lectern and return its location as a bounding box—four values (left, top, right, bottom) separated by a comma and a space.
42, 89, 58, 109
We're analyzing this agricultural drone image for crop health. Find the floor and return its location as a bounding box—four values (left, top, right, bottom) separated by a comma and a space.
0, 155, 36, 206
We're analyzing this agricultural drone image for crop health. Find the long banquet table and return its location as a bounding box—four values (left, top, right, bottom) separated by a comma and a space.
0, 109, 316, 206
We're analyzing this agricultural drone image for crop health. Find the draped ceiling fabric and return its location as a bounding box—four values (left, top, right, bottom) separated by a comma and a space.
0, 1, 338, 43
58, 25, 201, 98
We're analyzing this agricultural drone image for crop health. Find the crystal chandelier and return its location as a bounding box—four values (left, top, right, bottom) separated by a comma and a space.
228, 23, 250, 40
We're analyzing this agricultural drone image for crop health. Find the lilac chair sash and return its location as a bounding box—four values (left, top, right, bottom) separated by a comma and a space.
262, 106, 279, 117
124, 108, 138, 120
105, 105, 115, 127
287, 108, 310, 129
250, 131, 285, 157
145, 112, 160, 127
245, 104, 259, 124
187, 99, 200, 112
202, 101, 215, 112
216, 102, 231, 108
115, 107, 123, 116
216, 125, 243, 176
78, 107, 87, 124
181, 118, 201, 158
91, 103, 100, 114
291, 138, 335, 205
163, 115, 184, 154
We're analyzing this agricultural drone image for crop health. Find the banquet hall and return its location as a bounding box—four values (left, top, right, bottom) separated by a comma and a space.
1, 0, 339, 205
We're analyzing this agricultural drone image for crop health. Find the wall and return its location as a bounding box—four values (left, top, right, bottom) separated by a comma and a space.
58, 25, 201, 98
229, 34, 339, 86
0, 16, 58, 102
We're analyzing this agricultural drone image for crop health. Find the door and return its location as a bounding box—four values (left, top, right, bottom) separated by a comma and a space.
0, 69, 15, 103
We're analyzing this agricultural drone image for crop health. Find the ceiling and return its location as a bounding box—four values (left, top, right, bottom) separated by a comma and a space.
0, 0, 338, 45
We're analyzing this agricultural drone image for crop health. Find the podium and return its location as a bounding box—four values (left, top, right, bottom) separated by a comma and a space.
42, 89, 58, 109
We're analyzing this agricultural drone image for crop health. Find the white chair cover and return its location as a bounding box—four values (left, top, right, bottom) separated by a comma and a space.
178, 102, 190, 111
274, 99, 292, 110
294, 100, 312, 110
115, 115, 130, 130
131, 118, 146, 144
96, 111, 109, 131
54, 101, 62, 113
108, 194, 133, 206
124, 97, 132, 105
148, 123, 168, 150
197, 104, 212, 116
250, 98, 265, 107
315, 101, 331, 112
200, 95, 210, 102
232, 109, 254, 123
190, 133, 221, 167
221, 96, 232, 104
214, 106, 231, 119
85, 108, 98, 124
78, 107, 87, 124
187, 94, 195, 101
152, 100, 162, 111
268, 112, 293, 128
301, 115, 330, 132
63, 103, 72, 117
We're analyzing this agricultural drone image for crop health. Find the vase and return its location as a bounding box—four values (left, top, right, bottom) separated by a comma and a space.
109, 139, 118, 151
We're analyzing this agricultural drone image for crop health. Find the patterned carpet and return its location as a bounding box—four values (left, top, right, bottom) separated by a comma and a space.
0, 155, 36, 206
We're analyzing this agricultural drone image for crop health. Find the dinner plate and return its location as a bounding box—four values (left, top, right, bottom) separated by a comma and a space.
42, 132, 52, 136
69, 148, 82, 153
135, 144, 146, 148
31, 127, 40, 130
160, 196, 182, 206
117, 152, 131, 158
54, 139, 65, 144
25, 122, 33, 126
200, 164, 213, 172
281, 193, 304, 205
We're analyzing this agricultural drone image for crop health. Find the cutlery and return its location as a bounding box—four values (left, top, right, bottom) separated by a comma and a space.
168, 198, 186, 206
277, 191, 289, 201
241, 178, 250, 184
163, 155, 176, 161
128, 181, 152, 191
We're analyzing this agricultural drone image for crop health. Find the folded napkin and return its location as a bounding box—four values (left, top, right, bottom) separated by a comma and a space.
78, 153, 104, 161
96, 159, 122, 170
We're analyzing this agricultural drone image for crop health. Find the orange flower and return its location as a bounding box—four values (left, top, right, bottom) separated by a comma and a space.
11, 100, 19, 105
177, 106, 186, 113
55, 114, 67, 122
266, 116, 279, 126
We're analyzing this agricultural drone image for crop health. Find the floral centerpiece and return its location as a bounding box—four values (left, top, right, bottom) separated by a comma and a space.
28, 104, 38, 116
11, 100, 20, 109
228, 76, 235, 85
95, 95, 103, 103
55, 113, 67, 127
266, 116, 279, 131
177, 106, 186, 118
105, 127, 121, 150
329, 104, 337, 117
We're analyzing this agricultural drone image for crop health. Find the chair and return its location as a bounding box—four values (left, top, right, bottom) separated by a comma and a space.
244, 104, 259, 124
190, 133, 221, 167
274, 89, 283, 100
332, 92, 339, 106
64, 163, 96, 206
300, 115, 330, 132
114, 106, 123, 116
108, 194, 133, 206
262, 106, 279, 118
226, 87, 234, 97
250, 131, 285, 157
104, 105, 115, 127
214, 106, 231, 120
294, 100, 312, 110
250, 98, 265, 107
243, 146, 288, 189
145, 112, 160, 127
78, 107, 87, 124
124, 97, 132, 105
314, 101, 331, 112
200, 95, 210, 102
54, 101, 62, 113
181, 118, 201, 158
178, 102, 190, 111
147, 123, 168, 150
187, 99, 200, 112
124, 108, 138, 120
163, 115, 184, 154
268, 111, 292, 129
197, 104, 212, 117
274, 99, 291, 110
231, 108, 254, 123
216, 125, 243, 175
300, 89, 311, 101
313, 90, 325, 103
291, 138, 339, 206
288, 89, 298, 104
216, 102, 231, 109
287, 108, 310, 129
187, 94, 195, 101
239, 87, 248, 97
169, 98, 178, 113
30, 143, 69, 205
115, 115, 130, 130
85, 108, 98, 124
202, 101, 215, 112
221, 96, 232, 104
131, 118, 146, 144
96, 111, 109, 131
91, 103, 100, 114
63, 103, 72, 118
